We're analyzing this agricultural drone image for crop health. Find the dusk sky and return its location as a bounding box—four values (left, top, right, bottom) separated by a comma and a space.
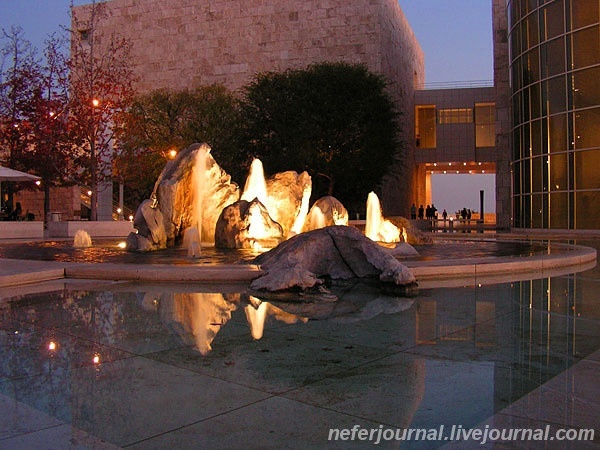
1, 0, 496, 214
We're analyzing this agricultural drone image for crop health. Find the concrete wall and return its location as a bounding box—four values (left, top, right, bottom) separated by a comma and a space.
45, 221, 134, 238
14, 186, 82, 221
414, 87, 496, 164
0, 222, 44, 239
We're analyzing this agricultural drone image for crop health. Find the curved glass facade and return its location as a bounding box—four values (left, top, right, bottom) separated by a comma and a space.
508, 0, 600, 229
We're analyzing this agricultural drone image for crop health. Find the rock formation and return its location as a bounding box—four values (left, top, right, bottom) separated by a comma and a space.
126, 143, 240, 250
263, 170, 312, 237
302, 196, 349, 232
214, 199, 285, 249
249, 225, 417, 292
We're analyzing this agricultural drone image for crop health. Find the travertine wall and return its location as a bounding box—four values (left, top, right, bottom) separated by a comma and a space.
74, 0, 424, 215
492, 0, 511, 230
15, 186, 82, 221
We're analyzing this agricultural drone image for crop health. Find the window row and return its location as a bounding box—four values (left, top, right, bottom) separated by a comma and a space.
513, 190, 600, 229
512, 106, 600, 159
511, 25, 600, 92
513, 150, 600, 195
415, 104, 495, 149
509, 0, 599, 61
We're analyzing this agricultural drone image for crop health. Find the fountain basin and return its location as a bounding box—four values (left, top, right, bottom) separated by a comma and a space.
0, 237, 595, 290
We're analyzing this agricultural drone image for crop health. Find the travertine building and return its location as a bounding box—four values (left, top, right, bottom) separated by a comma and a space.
73, 0, 425, 215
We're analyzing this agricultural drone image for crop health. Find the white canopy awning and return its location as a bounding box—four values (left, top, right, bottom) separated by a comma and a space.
0, 166, 41, 182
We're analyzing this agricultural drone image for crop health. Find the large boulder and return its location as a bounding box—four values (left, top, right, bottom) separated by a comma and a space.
126, 199, 167, 251
127, 143, 240, 250
302, 196, 349, 232
156, 143, 240, 245
214, 199, 285, 249
250, 225, 417, 292
263, 170, 312, 237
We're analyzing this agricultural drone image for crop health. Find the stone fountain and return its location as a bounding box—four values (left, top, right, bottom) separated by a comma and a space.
127, 142, 418, 293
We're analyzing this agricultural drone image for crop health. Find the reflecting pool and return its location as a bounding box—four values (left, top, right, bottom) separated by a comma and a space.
0, 241, 598, 448
0, 238, 553, 264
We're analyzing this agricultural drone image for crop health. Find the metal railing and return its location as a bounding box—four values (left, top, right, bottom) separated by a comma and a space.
420, 80, 494, 90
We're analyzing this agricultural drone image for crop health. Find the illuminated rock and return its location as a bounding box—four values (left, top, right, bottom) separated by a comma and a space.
303, 196, 349, 232
214, 199, 285, 249
127, 143, 240, 250
126, 199, 167, 251
265, 171, 312, 237
250, 225, 417, 292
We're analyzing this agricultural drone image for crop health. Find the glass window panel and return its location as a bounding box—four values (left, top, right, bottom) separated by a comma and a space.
522, 194, 532, 227
521, 18, 530, 53
549, 192, 569, 228
513, 93, 522, 125
572, 26, 600, 70
514, 161, 522, 195
513, 194, 522, 226
575, 149, 600, 190
527, 10, 540, 47
549, 113, 568, 153
571, 0, 599, 30
475, 103, 495, 147
522, 157, 532, 193
541, 37, 565, 78
576, 191, 600, 229
542, 0, 564, 40
511, 21, 522, 61
512, 59, 522, 91
439, 108, 473, 124
545, 75, 566, 114
530, 83, 541, 119
574, 107, 600, 150
513, 127, 522, 160
532, 156, 544, 193
531, 119, 542, 156
522, 122, 531, 158
528, 0, 538, 14
522, 88, 531, 122
532, 193, 544, 227
549, 152, 568, 191
415, 106, 436, 148
573, 66, 600, 110
524, 47, 540, 85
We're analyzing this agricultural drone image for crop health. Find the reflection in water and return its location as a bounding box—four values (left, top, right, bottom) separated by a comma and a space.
165, 293, 238, 355
245, 296, 308, 340
161, 292, 309, 355
0, 262, 598, 447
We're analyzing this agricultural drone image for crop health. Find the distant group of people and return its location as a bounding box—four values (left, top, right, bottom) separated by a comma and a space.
460, 207, 473, 220
411, 203, 446, 221
410, 203, 474, 222
1, 202, 22, 221
1, 202, 34, 221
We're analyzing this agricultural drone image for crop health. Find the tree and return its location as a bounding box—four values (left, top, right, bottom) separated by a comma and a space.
68, 0, 136, 220
20, 33, 74, 223
0, 26, 40, 210
240, 62, 401, 214
118, 84, 244, 206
